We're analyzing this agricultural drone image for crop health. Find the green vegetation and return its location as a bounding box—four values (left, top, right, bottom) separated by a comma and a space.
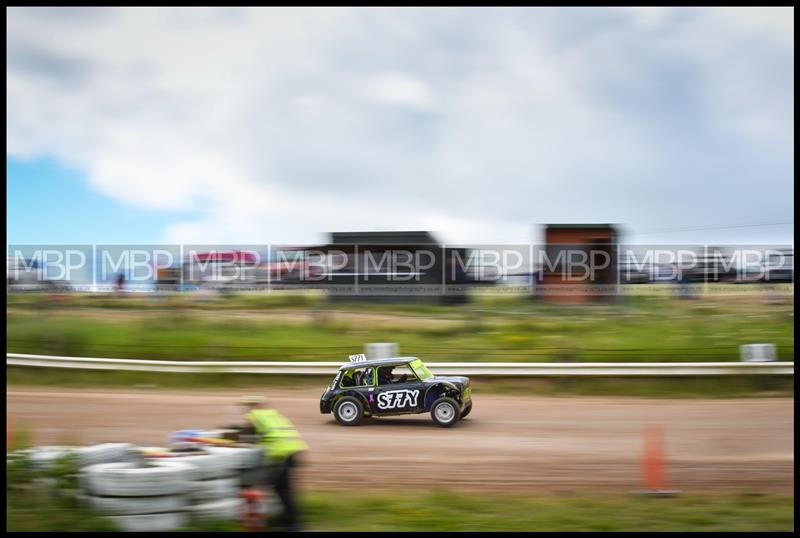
302, 489, 794, 531
6, 453, 794, 533
6, 487, 121, 532
6, 450, 118, 532
10, 486, 792, 532
6, 290, 794, 396
6, 291, 794, 362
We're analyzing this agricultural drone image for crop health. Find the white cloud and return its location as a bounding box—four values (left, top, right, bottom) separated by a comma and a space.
6, 7, 794, 245
363, 72, 436, 109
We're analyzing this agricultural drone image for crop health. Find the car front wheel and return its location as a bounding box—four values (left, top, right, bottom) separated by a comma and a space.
430, 397, 460, 428
461, 401, 472, 419
333, 396, 364, 426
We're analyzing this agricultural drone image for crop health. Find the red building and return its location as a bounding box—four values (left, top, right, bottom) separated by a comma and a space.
539, 224, 619, 304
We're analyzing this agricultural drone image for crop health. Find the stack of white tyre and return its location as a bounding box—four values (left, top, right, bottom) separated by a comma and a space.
24, 443, 137, 471
204, 445, 265, 488
25, 445, 78, 471
166, 448, 246, 524
20, 441, 266, 530
77, 443, 138, 467
79, 460, 196, 531
22, 443, 138, 496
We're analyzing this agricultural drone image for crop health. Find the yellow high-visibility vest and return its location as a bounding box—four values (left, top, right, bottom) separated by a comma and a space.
247, 409, 308, 460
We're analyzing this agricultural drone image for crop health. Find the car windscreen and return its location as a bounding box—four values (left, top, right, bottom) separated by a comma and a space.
330, 372, 342, 389
410, 359, 433, 381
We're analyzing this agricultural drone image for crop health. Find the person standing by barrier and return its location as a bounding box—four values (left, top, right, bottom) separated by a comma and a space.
239, 396, 308, 531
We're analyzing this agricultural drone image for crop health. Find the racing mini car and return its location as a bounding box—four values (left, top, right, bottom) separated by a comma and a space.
320, 356, 472, 427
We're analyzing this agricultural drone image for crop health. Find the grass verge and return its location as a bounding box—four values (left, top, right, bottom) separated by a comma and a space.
6, 484, 793, 532
301, 489, 794, 531
7, 292, 794, 362
6, 439, 793, 532
11, 488, 790, 532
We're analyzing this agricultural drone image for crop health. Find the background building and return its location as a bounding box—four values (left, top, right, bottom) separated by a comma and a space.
539, 224, 619, 304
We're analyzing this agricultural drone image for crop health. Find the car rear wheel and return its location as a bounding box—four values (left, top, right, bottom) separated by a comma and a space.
333, 397, 364, 426
461, 401, 472, 419
431, 397, 460, 428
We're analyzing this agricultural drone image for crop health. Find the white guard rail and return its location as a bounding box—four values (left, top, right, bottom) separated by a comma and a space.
6, 353, 794, 376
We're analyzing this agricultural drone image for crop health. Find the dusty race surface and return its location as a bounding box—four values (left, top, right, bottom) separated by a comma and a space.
7, 387, 794, 493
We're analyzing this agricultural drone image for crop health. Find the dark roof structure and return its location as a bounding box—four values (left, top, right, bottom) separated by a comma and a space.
330, 231, 439, 245
545, 224, 618, 230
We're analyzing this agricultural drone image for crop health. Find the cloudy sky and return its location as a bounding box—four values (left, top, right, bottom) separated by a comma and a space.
7, 7, 794, 246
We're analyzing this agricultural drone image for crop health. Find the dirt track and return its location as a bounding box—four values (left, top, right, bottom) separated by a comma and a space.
6, 387, 794, 494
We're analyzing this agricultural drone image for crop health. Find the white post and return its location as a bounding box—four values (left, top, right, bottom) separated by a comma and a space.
740, 343, 777, 362
365, 342, 399, 360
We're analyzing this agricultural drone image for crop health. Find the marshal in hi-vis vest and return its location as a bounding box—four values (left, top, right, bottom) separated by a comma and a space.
247, 408, 308, 460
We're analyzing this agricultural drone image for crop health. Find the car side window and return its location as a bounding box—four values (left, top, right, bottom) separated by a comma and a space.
378, 364, 417, 385
377, 366, 393, 385
340, 370, 355, 387
340, 367, 374, 388
360, 367, 374, 386
393, 364, 418, 383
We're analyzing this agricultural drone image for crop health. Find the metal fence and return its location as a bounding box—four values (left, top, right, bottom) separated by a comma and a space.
6, 353, 794, 376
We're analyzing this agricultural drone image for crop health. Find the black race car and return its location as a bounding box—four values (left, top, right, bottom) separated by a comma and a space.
320, 356, 472, 427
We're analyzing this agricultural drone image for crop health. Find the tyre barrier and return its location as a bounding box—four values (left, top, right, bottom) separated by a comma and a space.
149, 449, 240, 480
204, 445, 264, 469
187, 497, 247, 522
139, 445, 256, 522
174, 450, 245, 522
76, 443, 137, 468
81, 461, 196, 497
201, 445, 264, 492
25, 446, 79, 470
108, 512, 189, 532
189, 476, 240, 503
77, 459, 198, 531
24, 443, 139, 471
25, 441, 267, 529
77, 493, 188, 516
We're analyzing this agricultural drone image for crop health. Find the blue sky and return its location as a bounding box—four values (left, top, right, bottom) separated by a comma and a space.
6, 7, 794, 247
8, 156, 197, 244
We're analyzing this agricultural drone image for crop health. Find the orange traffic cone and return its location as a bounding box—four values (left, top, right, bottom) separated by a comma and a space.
635, 424, 679, 496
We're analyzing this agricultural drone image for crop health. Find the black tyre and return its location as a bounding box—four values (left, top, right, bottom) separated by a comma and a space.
461, 401, 473, 419
333, 397, 364, 426
430, 397, 461, 428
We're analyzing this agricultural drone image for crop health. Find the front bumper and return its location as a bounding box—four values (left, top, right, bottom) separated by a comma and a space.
320, 395, 333, 414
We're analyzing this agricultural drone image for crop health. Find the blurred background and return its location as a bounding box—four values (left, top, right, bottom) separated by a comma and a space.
6, 6, 794, 532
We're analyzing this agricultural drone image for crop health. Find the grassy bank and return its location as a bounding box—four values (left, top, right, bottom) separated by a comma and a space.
6, 428, 793, 532
6, 486, 793, 532
7, 291, 794, 397
6, 292, 794, 362
302, 490, 793, 531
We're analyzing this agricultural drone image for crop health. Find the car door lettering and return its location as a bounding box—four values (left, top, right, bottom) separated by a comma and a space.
377, 389, 419, 410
